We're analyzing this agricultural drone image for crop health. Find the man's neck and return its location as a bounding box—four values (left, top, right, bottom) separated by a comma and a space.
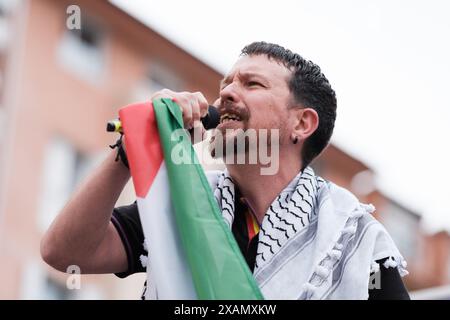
226, 156, 302, 225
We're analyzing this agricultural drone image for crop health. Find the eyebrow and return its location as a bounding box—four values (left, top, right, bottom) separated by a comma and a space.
220, 71, 268, 88
219, 76, 231, 89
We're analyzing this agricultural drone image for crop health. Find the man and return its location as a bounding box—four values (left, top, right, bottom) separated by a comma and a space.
41, 42, 409, 299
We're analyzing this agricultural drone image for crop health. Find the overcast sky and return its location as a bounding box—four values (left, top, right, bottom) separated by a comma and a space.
111, 0, 450, 232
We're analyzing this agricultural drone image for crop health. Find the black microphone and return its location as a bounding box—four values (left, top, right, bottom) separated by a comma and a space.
200, 105, 220, 130
106, 105, 220, 133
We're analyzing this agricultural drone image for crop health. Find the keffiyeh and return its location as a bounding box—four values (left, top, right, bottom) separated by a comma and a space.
208, 166, 408, 300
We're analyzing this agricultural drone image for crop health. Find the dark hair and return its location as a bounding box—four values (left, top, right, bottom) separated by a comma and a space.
241, 41, 337, 168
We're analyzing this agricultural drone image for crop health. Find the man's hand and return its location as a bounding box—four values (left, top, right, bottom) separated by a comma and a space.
151, 89, 211, 144
151, 89, 209, 130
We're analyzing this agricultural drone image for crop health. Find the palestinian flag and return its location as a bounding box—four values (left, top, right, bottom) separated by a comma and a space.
119, 98, 263, 300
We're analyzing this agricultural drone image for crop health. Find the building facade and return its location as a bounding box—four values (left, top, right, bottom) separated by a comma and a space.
0, 0, 222, 299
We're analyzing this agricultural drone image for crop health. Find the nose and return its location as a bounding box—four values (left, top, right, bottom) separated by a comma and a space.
219, 81, 241, 105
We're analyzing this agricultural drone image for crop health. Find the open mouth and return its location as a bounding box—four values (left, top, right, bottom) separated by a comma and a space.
220, 112, 242, 124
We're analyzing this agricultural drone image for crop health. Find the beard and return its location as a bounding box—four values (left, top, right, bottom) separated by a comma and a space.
210, 100, 289, 164
208, 127, 281, 166
208, 128, 252, 159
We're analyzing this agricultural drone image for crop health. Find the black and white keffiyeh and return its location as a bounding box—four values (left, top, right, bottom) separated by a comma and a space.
207, 167, 408, 300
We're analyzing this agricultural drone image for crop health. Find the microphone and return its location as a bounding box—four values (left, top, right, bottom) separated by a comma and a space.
199, 105, 220, 130
106, 105, 220, 133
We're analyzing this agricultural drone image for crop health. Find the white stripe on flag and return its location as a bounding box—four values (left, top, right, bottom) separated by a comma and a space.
137, 162, 197, 299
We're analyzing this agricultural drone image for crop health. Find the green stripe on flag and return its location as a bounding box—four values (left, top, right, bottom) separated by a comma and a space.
153, 98, 264, 300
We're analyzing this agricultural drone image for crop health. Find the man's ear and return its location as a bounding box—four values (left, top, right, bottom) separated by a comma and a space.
292, 108, 319, 141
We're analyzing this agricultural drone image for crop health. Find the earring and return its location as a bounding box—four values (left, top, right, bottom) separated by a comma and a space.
293, 136, 298, 144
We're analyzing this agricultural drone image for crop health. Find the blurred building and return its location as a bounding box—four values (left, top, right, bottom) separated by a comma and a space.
0, 0, 221, 299
0, 0, 448, 299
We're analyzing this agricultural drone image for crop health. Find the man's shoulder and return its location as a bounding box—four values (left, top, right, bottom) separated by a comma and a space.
318, 178, 389, 239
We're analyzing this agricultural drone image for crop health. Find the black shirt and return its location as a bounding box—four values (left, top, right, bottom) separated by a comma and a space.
112, 191, 410, 300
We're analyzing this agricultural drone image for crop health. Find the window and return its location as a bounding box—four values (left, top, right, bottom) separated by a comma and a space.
0, 5, 9, 51
0, 0, 16, 103
381, 201, 420, 260
130, 62, 183, 102
149, 62, 183, 91
57, 18, 106, 84
0, 0, 19, 51
20, 260, 76, 299
0, 104, 4, 141
42, 276, 77, 300
37, 136, 103, 232
21, 260, 103, 299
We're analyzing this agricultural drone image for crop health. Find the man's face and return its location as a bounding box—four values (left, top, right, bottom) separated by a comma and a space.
209, 54, 294, 160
